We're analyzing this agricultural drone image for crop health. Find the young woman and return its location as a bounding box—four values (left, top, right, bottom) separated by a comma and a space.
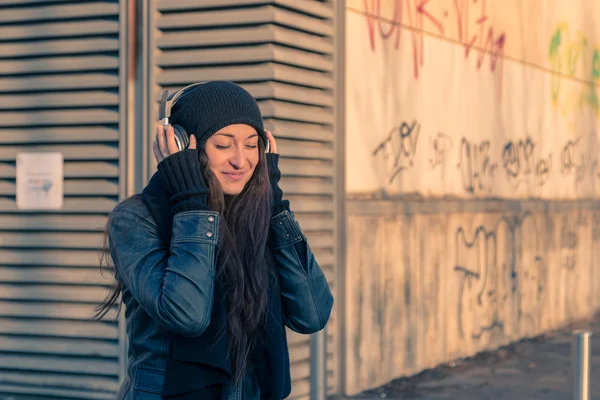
95, 81, 334, 399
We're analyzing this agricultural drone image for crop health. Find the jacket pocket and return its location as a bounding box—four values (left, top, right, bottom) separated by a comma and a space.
133, 365, 165, 400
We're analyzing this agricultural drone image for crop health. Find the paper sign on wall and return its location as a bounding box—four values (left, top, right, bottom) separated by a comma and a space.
16, 152, 64, 210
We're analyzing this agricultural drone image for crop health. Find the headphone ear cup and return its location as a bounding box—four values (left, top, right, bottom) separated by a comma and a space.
171, 124, 190, 150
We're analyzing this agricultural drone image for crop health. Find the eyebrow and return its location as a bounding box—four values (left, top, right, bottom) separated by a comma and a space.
215, 133, 259, 139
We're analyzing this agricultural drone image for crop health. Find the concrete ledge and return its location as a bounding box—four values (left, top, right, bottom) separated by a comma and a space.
347, 197, 600, 216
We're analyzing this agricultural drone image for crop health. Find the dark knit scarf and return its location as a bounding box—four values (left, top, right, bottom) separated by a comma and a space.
141, 172, 291, 399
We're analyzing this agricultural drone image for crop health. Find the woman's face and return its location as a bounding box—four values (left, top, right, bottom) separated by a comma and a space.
205, 124, 260, 195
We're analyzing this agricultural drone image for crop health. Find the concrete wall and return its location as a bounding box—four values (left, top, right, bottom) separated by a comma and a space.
344, 0, 600, 395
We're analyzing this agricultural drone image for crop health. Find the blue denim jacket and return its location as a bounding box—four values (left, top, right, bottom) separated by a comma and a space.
109, 195, 334, 399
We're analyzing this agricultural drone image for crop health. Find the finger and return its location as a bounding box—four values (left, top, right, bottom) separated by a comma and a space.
157, 124, 168, 157
152, 140, 164, 163
266, 130, 278, 154
189, 134, 197, 150
165, 125, 179, 154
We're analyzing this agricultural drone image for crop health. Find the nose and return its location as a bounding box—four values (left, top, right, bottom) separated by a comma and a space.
228, 145, 246, 170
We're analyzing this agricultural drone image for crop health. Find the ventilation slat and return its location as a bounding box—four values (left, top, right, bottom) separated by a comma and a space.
0, 301, 117, 321
156, 0, 333, 19
0, 3, 119, 24
0, 145, 119, 161
0, 110, 119, 126
0, 73, 119, 92
279, 141, 334, 159
0, 39, 119, 58
280, 177, 333, 196
0, 318, 117, 340
0, 385, 113, 400
157, 26, 273, 48
0, 249, 105, 267
0, 0, 85, 4
0, 266, 111, 285
279, 159, 333, 177
304, 231, 334, 248
246, 82, 334, 107
0, 353, 117, 375
0, 197, 117, 213
294, 215, 334, 231
272, 45, 333, 71
0, 20, 119, 41
272, 25, 334, 54
157, 6, 273, 29
0, 163, 117, 179
157, 44, 333, 72
261, 100, 333, 123
0, 231, 103, 249
0, 92, 119, 109
0, 215, 107, 231
157, 5, 333, 36
0, 335, 118, 357
0, 127, 119, 143
0, 371, 118, 393
0, 284, 111, 303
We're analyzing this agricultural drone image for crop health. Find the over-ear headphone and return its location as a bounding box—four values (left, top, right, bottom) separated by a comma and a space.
158, 82, 207, 151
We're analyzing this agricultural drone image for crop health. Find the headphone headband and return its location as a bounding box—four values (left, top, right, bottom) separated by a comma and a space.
158, 82, 207, 126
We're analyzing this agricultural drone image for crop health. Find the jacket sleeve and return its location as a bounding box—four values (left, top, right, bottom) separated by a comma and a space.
269, 210, 334, 334
108, 209, 219, 337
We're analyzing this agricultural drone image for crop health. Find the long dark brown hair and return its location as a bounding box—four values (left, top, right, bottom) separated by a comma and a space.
94, 139, 273, 383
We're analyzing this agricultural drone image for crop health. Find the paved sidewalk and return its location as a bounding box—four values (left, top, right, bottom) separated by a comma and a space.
351, 316, 600, 400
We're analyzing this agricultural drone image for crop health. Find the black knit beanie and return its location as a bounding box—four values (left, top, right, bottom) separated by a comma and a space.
170, 81, 266, 146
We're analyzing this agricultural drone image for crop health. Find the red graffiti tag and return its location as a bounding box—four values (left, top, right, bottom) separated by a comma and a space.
364, 0, 402, 51
364, 0, 506, 81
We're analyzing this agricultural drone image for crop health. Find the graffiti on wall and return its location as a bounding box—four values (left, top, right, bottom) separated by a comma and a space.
373, 121, 421, 183
363, 0, 507, 80
346, 206, 600, 394
457, 138, 497, 195
453, 213, 547, 341
429, 132, 454, 169
451, 210, 600, 342
371, 118, 599, 195
549, 22, 600, 117
502, 138, 554, 188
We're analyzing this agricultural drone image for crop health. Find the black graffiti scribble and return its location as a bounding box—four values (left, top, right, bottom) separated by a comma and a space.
593, 212, 600, 241
560, 215, 578, 270
502, 137, 553, 187
502, 138, 535, 177
535, 156, 553, 186
373, 121, 421, 184
559, 136, 600, 187
561, 137, 587, 184
429, 132, 454, 169
457, 138, 497, 194
560, 216, 578, 249
454, 213, 546, 340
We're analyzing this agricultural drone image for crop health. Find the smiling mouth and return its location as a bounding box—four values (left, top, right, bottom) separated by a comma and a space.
222, 171, 246, 181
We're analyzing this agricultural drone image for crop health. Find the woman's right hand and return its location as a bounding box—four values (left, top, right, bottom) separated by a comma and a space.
153, 124, 197, 163
154, 124, 209, 214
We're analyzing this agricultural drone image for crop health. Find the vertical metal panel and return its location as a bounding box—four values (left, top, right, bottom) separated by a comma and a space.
150, 1, 337, 398
332, 0, 346, 396
0, 0, 122, 398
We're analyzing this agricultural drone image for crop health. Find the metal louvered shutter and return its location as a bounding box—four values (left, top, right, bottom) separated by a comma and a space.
149, 1, 336, 398
0, 0, 124, 398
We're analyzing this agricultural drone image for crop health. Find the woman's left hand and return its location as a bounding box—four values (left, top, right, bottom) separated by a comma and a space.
264, 129, 286, 211
266, 130, 278, 154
